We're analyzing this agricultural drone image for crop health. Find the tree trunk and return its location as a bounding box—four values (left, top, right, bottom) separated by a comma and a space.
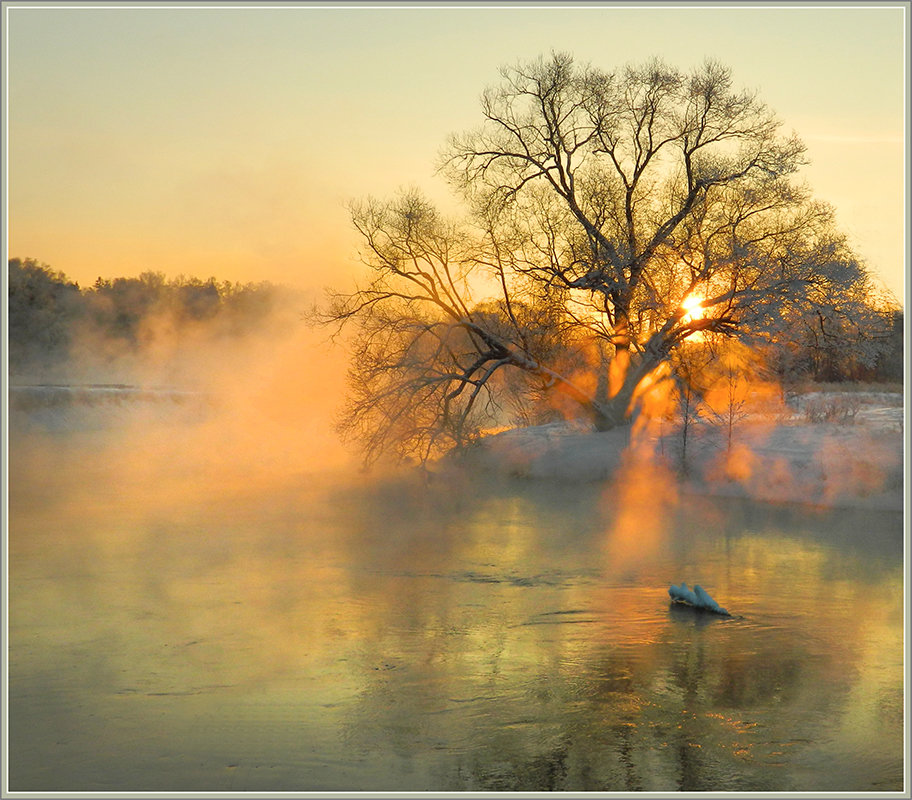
592, 382, 636, 431
590, 342, 665, 431
588, 312, 641, 430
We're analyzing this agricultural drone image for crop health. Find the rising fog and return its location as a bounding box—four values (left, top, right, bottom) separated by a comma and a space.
8, 272, 360, 510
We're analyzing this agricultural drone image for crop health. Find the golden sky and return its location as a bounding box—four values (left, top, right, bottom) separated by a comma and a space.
5, 3, 907, 301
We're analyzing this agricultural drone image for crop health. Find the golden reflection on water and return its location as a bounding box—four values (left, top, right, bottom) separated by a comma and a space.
7, 434, 905, 792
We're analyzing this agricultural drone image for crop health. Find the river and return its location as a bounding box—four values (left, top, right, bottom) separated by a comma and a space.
7, 417, 905, 792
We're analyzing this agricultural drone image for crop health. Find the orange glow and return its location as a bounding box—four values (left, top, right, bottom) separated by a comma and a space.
679, 293, 709, 342
680, 293, 706, 324
608, 347, 630, 400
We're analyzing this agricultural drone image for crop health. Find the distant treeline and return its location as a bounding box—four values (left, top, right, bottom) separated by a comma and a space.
767, 297, 903, 385
7, 258, 296, 373
6, 257, 903, 384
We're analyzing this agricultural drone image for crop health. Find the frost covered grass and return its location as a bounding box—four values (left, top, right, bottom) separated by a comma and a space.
785, 380, 903, 396
457, 388, 905, 512
783, 383, 903, 425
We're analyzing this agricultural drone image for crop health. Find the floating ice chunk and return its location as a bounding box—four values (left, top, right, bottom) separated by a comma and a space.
693, 585, 728, 615
668, 582, 698, 605
669, 582, 730, 615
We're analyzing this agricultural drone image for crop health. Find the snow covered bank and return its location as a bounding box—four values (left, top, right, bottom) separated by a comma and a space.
458, 392, 905, 512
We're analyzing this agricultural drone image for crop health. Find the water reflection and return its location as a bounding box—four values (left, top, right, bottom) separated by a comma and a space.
8, 445, 904, 792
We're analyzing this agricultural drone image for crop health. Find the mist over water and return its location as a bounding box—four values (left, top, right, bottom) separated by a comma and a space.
8, 377, 904, 792
9, 297, 356, 477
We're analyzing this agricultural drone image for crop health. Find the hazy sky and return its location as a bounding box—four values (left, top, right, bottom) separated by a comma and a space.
5, 2, 908, 300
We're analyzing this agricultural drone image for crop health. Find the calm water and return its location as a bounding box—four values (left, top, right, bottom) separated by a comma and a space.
7, 429, 906, 792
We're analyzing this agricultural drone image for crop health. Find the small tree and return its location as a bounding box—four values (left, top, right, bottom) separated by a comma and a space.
718, 355, 749, 452
701, 338, 769, 451
667, 342, 716, 473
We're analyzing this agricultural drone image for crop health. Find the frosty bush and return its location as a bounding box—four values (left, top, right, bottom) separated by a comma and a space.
802, 394, 861, 424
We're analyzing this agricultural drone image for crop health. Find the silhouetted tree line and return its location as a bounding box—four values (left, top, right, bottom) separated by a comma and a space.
8, 258, 288, 372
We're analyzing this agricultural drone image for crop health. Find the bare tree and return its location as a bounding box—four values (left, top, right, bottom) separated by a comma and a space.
693, 336, 777, 452
715, 347, 751, 452
323, 54, 883, 467
443, 54, 840, 423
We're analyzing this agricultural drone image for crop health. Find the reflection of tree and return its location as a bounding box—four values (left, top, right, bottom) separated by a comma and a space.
330, 506, 892, 791
713, 649, 803, 708
12, 459, 901, 791
339, 595, 851, 791
325, 480, 898, 792
447, 739, 570, 791
669, 629, 709, 789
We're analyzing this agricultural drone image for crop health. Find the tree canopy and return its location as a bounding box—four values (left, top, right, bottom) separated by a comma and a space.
325, 54, 897, 466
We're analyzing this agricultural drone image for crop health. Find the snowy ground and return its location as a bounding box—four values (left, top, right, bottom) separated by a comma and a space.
458, 391, 905, 512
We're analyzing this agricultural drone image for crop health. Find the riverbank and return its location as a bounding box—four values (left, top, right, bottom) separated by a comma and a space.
456, 391, 905, 513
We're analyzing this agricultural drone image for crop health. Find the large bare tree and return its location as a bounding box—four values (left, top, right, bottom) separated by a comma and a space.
324, 54, 882, 467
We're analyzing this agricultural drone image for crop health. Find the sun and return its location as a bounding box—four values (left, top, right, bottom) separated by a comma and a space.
680, 293, 706, 323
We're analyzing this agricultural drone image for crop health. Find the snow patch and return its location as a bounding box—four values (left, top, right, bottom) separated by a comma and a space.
460, 393, 904, 512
